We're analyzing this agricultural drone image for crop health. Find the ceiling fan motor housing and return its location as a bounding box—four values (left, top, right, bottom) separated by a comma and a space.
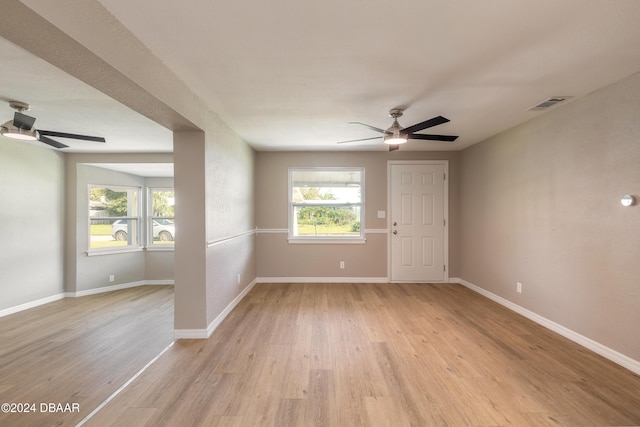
9, 100, 31, 114
389, 108, 404, 119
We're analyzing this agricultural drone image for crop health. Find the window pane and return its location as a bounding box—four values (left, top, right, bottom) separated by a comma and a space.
89, 187, 139, 217
293, 205, 361, 236
150, 189, 175, 245
151, 218, 175, 244
151, 190, 175, 217
90, 219, 139, 248
89, 186, 140, 250
291, 170, 361, 204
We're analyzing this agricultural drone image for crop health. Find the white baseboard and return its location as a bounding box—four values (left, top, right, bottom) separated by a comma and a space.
69, 280, 175, 298
450, 277, 640, 376
0, 281, 175, 318
174, 279, 258, 340
172, 328, 209, 339
256, 277, 390, 283
0, 292, 67, 318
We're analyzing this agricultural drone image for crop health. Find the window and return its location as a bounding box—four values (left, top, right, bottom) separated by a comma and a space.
289, 167, 364, 242
148, 188, 175, 247
89, 185, 141, 251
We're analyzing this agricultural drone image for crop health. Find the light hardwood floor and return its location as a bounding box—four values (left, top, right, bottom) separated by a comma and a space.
90, 283, 639, 427
0, 285, 174, 427
2, 283, 640, 426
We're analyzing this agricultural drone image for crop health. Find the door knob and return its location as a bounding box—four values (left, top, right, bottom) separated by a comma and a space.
393, 230, 398, 235
393, 221, 397, 226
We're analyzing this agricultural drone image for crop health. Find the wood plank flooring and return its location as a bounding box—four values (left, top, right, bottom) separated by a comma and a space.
0, 285, 174, 427
2, 283, 640, 426
88, 283, 640, 427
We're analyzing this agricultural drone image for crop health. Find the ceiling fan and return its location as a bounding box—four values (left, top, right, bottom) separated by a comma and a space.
0, 101, 106, 149
337, 108, 458, 151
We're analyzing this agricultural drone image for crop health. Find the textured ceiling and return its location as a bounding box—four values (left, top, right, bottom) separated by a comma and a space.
2, 1, 640, 153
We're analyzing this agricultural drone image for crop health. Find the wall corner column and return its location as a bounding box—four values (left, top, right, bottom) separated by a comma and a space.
173, 130, 208, 333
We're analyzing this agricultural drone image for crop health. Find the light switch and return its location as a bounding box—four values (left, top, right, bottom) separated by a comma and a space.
377, 210, 385, 219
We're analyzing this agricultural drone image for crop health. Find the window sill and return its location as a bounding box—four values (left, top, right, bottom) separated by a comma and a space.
287, 237, 366, 245
86, 247, 143, 256
146, 246, 175, 252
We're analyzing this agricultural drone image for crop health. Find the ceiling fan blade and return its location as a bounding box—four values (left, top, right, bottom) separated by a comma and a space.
13, 112, 36, 130
388, 144, 400, 152
401, 116, 450, 134
348, 122, 390, 134
38, 135, 69, 149
409, 133, 458, 142
337, 136, 382, 144
38, 130, 106, 143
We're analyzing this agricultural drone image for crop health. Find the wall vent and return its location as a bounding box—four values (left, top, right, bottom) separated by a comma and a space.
526, 96, 572, 111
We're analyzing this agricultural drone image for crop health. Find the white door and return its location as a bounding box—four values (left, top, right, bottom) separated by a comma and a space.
389, 162, 447, 282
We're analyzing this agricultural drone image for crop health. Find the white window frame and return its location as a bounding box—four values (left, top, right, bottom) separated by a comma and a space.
147, 187, 175, 250
88, 184, 142, 255
288, 167, 365, 244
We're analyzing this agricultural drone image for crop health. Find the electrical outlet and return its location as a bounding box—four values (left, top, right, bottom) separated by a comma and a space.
109, 275, 115, 283
339, 261, 345, 269
516, 282, 522, 293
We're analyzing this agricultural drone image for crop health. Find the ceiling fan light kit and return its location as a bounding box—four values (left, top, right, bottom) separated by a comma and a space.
383, 133, 408, 145
338, 108, 458, 151
0, 122, 38, 140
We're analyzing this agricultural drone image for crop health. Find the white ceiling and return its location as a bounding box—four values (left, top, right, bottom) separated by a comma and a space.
2, 1, 640, 153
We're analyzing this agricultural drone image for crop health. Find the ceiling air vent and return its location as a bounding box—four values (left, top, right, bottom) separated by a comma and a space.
526, 97, 572, 111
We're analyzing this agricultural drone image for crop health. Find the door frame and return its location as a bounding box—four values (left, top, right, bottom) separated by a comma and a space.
387, 160, 449, 283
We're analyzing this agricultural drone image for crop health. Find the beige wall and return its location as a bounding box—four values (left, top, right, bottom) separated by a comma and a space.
174, 132, 208, 330
459, 71, 640, 362
0, 140, 65, 311
173, 118, 257, 332
173, 116, 257, 331
202, 115, 256, 328
255, 151, 460, 279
